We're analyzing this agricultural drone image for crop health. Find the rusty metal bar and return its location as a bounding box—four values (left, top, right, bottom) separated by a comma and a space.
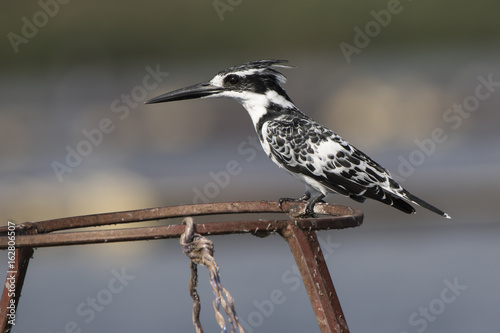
0, 202, 362, 249
0, 201, 360, 236
0, 226, 35, 333
0, 212, 362, 249
281, 225, 349, 333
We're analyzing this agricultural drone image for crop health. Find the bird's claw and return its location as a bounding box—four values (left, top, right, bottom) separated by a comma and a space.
278, 194, 320, 217
278, 194, 310, 211
278, 197, 294, 210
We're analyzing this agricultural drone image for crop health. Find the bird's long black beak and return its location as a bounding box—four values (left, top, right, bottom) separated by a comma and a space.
145, 82, 223, 104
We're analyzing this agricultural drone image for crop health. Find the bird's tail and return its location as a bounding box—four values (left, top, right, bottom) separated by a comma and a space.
402, 191, 451, 219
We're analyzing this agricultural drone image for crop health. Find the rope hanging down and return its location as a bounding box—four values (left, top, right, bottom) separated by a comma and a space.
180, 217, 245, 333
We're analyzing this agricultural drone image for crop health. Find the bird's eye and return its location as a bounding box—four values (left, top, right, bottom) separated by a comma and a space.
224, 74, 240, 85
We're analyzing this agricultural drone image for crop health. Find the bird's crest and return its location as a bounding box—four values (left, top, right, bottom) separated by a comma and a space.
216, 59, 293, 84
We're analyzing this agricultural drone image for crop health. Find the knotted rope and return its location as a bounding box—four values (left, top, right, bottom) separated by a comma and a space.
180, 217, 245, 333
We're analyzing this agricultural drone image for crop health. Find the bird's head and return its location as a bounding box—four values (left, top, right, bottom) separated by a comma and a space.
145, 59, 294, 107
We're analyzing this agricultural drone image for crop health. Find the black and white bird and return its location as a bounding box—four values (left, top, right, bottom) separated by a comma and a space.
146, 60, 450, 219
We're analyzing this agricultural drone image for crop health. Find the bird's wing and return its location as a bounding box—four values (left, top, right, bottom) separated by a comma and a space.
264, 117, 416, 213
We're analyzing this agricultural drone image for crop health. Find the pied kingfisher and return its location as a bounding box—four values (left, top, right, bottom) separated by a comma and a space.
146, 60, 450, 219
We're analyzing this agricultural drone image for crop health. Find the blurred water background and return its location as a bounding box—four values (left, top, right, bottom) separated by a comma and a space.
1, 1, 500, 332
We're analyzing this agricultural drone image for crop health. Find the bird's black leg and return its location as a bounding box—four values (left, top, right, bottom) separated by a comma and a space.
278, 191, 311, 210
304, 193, 326, 216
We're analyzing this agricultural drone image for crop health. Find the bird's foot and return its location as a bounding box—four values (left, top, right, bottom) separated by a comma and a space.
278, 192, 311, 211
302, 193, 326, 217
279, 192, 326, 217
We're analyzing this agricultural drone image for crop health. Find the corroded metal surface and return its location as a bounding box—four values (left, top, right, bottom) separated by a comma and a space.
0, 201, 362, 249
281, 225, 349, 333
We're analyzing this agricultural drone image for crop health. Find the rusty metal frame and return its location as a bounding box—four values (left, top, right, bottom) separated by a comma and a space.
0, 201, 363, 333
